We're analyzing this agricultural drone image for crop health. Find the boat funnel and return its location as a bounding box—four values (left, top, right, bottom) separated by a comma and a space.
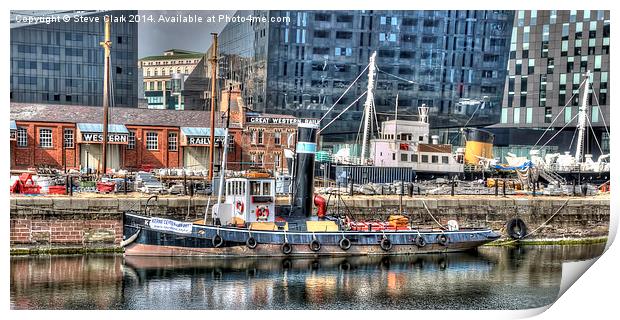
291, 122, 319, 218
462, 128, 494, 165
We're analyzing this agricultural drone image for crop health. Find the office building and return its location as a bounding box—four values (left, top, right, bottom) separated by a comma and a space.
215, 10, 514, 144
10, 10, 138, 107
139, 49, 208, 110
491, 10, 610, 158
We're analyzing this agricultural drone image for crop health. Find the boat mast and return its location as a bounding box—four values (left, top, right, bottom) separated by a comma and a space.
208, 33, 218, 182
574, 70, 590, 163
394, 93, 398, 142
360, 51, 377, 165
99, 16, 112, 175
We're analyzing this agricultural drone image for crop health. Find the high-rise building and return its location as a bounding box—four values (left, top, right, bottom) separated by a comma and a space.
490, 10, 610, 158
10, 10, 138, 107
214, 10, 514, 144
139, 49, 208, 110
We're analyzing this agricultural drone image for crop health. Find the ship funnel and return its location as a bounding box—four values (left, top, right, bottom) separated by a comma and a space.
291, 122, 319, 218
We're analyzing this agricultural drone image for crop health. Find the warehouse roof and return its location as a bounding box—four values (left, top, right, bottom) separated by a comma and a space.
10, 103, 241, 129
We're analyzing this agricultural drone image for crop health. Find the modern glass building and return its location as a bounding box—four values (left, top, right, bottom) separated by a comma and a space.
491, 10, 610, 157
10, 10, 138, 107
216, 10, 515, 143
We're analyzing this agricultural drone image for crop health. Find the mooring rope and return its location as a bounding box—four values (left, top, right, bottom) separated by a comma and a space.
502, 198, 571, 245
421, 200, 446, 230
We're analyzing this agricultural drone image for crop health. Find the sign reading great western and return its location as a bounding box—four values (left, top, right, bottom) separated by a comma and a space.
149, 217, 193, 234
80, 132, 128, 144
187, 136, 223, 146
246, 116, 320, 125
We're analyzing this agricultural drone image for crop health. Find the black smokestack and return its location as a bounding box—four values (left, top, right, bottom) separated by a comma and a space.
291, 123, 319, 218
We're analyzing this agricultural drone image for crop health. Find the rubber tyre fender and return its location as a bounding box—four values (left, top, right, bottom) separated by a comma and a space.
415, 235, 427, 247
309, 239, 321, 252
246, 236, 257, 249
339, 237, 352, 251
437, 234, 449, 246
380, 237, 393, 251
281, 242, 293, 255
212, 234, 224, 248
506, 218, 527, 240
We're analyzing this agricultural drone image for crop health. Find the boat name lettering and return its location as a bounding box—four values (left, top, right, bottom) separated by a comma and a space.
150, 218, 193, 234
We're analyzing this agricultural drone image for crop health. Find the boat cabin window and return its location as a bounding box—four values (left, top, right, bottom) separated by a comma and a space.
250, 181, 261, 195
422, 155, 429, 163
262, 181, 272, 195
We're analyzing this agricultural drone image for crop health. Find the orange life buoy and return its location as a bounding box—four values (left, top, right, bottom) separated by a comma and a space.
256, 206, 270, 221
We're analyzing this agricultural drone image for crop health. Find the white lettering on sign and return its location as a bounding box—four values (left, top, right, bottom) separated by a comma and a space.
188, 136, 223, 146
247, 117, 319, 125
81, 133, 128, 143
149, 217, 193, 234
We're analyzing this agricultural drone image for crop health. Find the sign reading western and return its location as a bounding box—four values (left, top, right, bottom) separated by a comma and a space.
246, 116, 320, 125
187, 136, 223, 146
80, 132, 129, 144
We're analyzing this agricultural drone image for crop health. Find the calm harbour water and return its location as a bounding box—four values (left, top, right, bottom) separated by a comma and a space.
10, 244, 604, 310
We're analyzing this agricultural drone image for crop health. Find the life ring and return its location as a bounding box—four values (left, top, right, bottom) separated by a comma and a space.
506, 218, 527, 240
309, 239, 321, 252
235, 200, 244, 214
281, 242, 292, 255
339, 237, 351, 251
256, 206, 270, 221
212, 234, 224, 248
380, 237, 393, 251
437, 234, 449, 246
246, 236, 257, 249
415, 236, 427, 247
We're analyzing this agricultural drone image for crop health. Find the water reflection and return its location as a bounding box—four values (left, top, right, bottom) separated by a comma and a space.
11, 244, 605, 310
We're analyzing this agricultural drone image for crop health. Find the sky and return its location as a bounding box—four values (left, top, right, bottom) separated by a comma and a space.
137, 10, 235, 57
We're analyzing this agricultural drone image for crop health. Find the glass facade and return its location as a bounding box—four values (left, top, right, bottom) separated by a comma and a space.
216, 10, 514, 142
494, 10, 610, 155
10, 10, 138, 107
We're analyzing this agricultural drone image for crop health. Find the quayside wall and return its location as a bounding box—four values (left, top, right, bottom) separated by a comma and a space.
9, 195, 609, 252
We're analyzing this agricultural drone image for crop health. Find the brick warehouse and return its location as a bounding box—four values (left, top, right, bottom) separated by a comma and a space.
10, 103, 242, 174
10, 102, 317, 173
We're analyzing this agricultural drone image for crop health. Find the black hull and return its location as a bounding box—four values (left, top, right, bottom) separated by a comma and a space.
123, 213, 500, 257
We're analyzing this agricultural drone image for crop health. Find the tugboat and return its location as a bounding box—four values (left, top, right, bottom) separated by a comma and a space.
122, 122, 500, 257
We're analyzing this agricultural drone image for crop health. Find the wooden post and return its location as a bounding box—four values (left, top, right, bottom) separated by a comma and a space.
99, 16, 112, 176
208, 33, 218, 182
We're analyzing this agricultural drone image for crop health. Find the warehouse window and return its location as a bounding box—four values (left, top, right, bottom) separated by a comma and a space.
127, 131, 136, 150
146, 132, 158, 150
64, 129, 74, 148
17, 127, 28, 147
39, 128, 53, 148
168, 132, 178, 151
274, 131, 281, 145
257, 130, 264, 144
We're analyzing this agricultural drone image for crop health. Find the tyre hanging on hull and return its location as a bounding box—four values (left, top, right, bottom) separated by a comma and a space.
281, 242, 293, 255
309, 239, 321, 252
339, 237, 351, 251
437, 234, 449, 246
212, 234, 224, 248
380, 237, 393, 251
246, 236, 257, 249
415, 235, 427, 248
506, 218, 527, 240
